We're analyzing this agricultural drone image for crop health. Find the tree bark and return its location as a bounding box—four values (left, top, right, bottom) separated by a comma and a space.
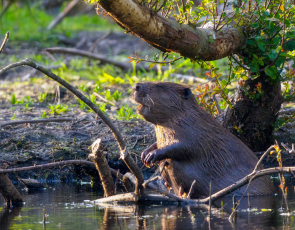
97, 0, 246, 61
223, 71, 284, 151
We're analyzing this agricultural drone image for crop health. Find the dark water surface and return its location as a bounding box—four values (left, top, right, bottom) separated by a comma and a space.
1, 178, 295, 230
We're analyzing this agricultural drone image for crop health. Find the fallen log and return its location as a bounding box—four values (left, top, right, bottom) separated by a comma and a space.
19, 178, 45, 189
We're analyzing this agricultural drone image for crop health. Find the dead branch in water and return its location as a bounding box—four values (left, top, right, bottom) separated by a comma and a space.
0, 160, 95, 173
89, 139, 115, 197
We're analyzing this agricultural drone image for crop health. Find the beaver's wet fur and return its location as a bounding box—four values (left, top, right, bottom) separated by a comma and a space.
132, 81, 274, 198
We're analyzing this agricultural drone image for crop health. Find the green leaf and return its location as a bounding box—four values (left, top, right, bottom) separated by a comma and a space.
265, 66, 278, 79
280, 53, 295, 60
209, 37, 214, 43
249, 62, 259, 72
258, 42, 266, 52
220, 79, 227, 87
275, 56, 286, 67
283, 40, 295, 51
268, 49, 277, 61
247, 40, 255, 45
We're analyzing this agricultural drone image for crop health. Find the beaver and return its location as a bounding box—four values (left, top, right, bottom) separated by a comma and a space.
132, 81, 274, 198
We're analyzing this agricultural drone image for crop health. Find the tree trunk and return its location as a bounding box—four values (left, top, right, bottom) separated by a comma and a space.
223, 72, 284, 151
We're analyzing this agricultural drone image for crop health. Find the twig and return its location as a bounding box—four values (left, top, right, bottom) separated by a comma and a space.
278, 172, 289, 212
93, 92, 116, 106
89, 31, 112, 53
0, 1, 13, 20
281, 142, 295, 154
253, 145, 275, 172
142, 176, 161, 188
0, 118, 74, 128
46, 47, 131, 70
187, 180, 196, 199
47, 0, 80, 30
0, 32, 9, 55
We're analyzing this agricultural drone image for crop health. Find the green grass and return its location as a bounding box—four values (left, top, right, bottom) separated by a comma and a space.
0, 3, 119, 44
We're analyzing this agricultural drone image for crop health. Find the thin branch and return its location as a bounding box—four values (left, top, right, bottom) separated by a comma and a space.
93, 92, 116, 106
142, 176, 161, 187
156, 0, 167, 13
231, 55, 250, 71
46, 47, 131, 70
0, 32, 9, 55
47, 0, 80, 30
89, 31, 112, 53
253, 145, 275, 172
0, 118, 74, 128
46, 47, 165, 72
187, 180, 197, 199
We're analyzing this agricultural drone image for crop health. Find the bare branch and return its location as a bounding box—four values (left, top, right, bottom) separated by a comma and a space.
0, 118, 74, 128
0, 160, 95, 174
46, 47, 163, 72
47, 0, 80, 30
187, 180, 196, 199
253, 145, 275, 172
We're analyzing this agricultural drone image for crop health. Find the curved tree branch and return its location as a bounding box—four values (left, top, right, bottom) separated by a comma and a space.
97, 0, 247, 61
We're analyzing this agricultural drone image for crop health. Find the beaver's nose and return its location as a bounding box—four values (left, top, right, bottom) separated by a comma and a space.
132, 83, 142, 91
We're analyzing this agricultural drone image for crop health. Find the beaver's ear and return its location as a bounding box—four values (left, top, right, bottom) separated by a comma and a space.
182, 88, 192, 99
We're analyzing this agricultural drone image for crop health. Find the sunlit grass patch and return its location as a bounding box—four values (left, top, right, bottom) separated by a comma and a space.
0, 3, 118, 44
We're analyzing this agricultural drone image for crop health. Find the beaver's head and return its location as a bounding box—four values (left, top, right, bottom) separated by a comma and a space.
132, 82, 193, 125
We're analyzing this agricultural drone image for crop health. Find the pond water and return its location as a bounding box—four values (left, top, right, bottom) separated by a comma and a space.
1, 177, 295, 230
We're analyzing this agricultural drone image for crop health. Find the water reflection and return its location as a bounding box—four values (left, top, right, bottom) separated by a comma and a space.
0, 180, 294, 229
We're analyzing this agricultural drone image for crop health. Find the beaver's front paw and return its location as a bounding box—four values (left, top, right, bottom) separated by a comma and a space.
144, 150, 163, 167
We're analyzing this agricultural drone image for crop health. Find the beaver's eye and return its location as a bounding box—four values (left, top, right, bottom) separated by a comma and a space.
156, 85, 163, 88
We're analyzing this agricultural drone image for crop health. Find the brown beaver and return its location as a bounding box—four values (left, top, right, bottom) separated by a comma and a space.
132, 81, 274, 198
